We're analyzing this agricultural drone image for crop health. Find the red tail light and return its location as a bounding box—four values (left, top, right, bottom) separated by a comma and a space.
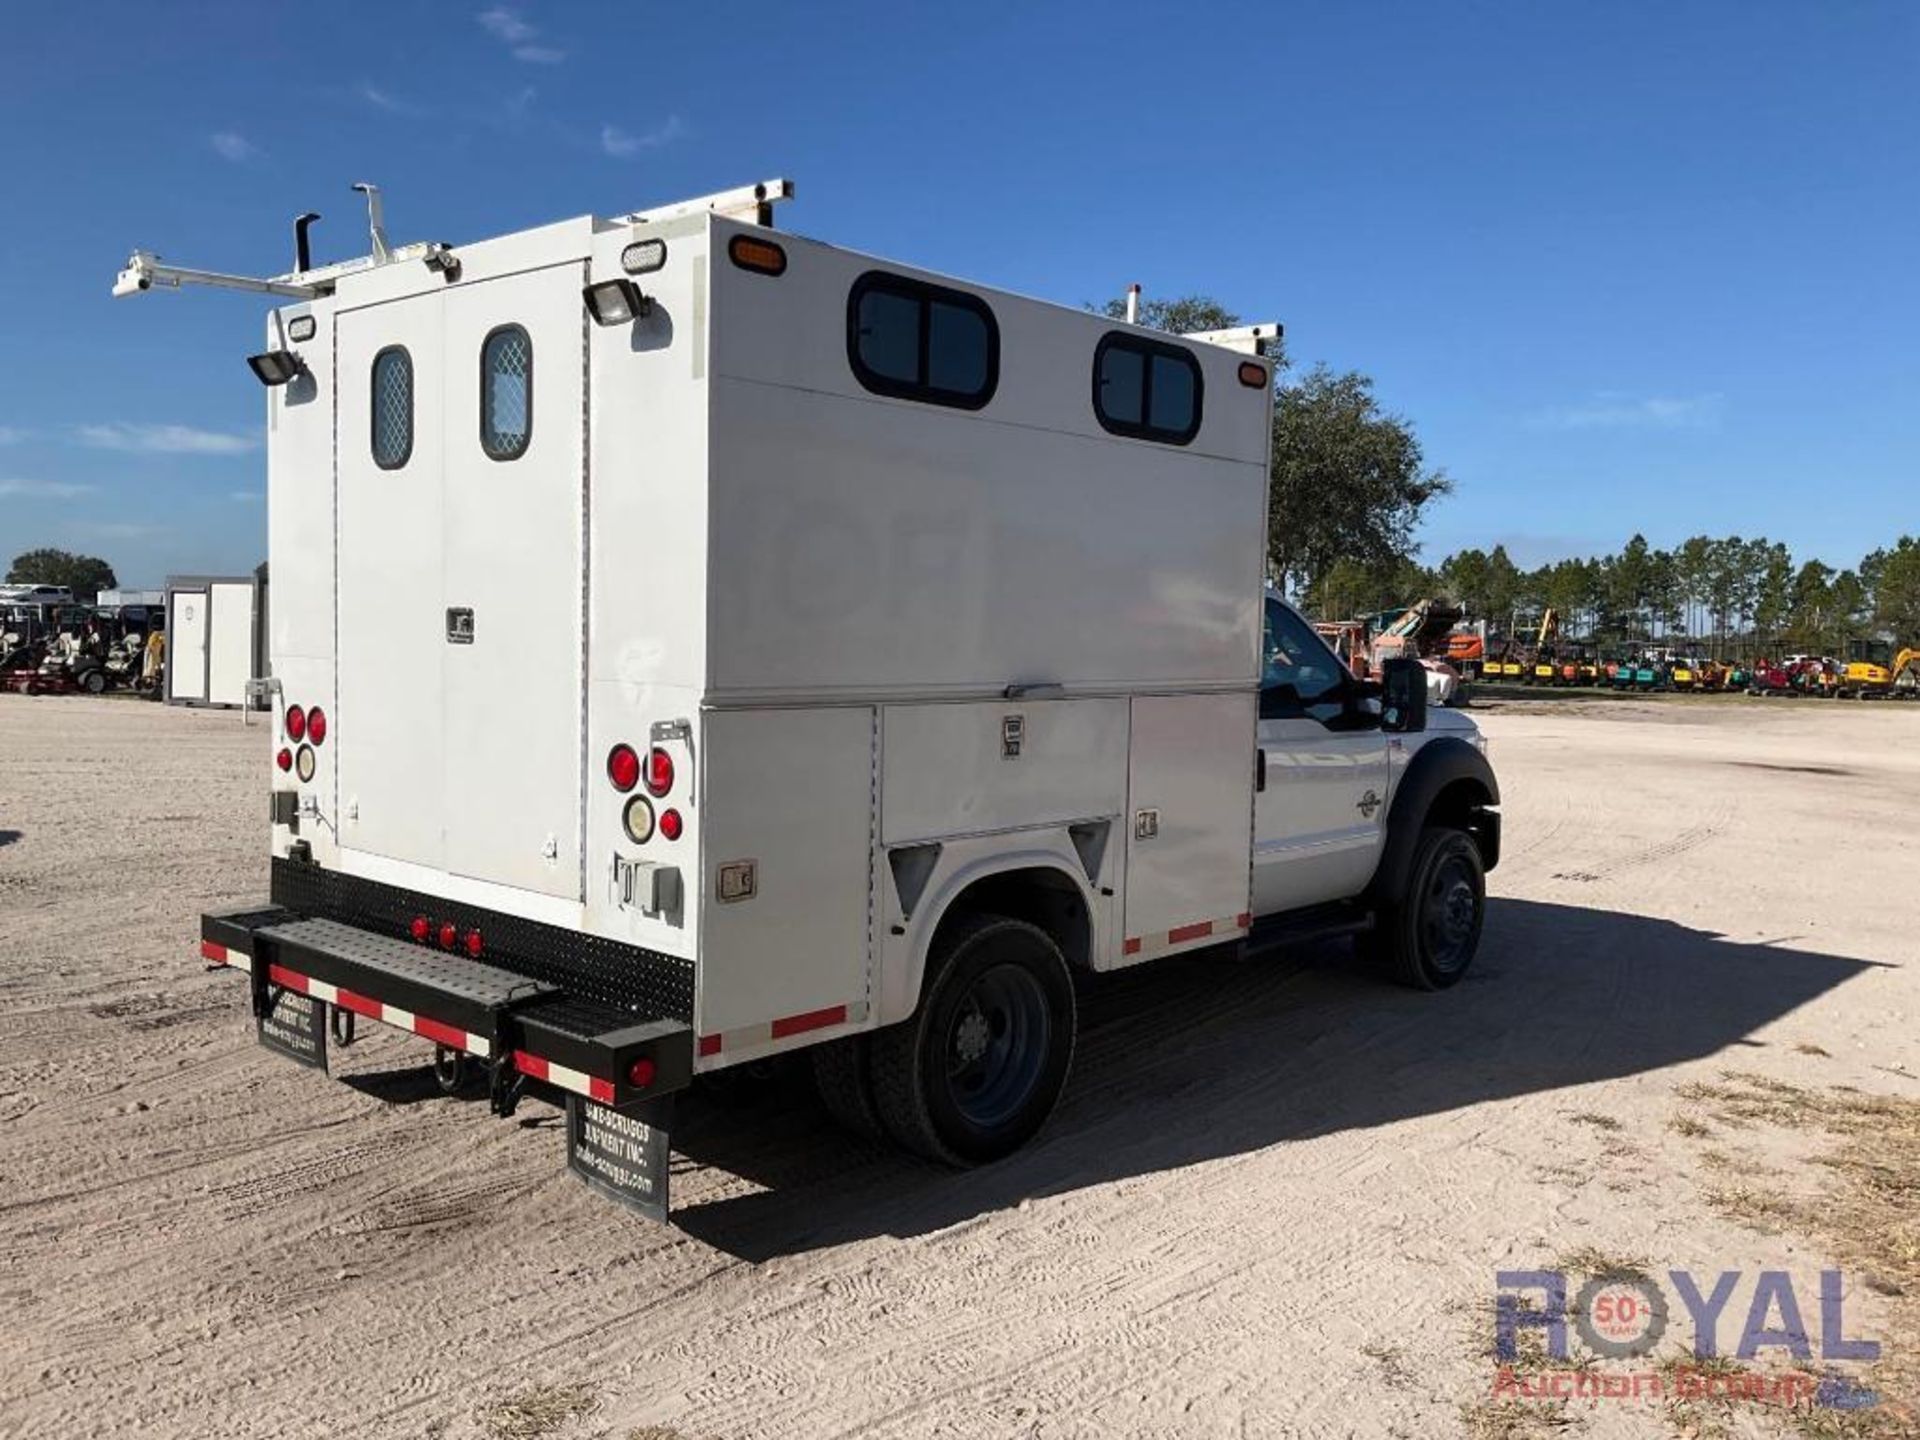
607, 743, 641, 792
438, 922, 457, 950
284, 705, 306, 741
276, 747, 293, 772
645, 747, 675, 796
659, 807, 683, 841
307, 707, 327, 745
627, 1056, 657, 1088
410, 915, 430, 943
464, 929, 484, 958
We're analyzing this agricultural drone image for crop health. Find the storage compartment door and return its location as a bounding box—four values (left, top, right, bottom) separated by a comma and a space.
1120, 693, 1255, 964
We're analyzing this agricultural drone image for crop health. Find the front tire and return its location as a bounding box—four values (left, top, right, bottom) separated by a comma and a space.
869, 913, 1076, 1166
1368, 826, 1485, 990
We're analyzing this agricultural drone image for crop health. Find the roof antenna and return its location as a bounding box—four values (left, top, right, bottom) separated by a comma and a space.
350, 182, 391, 264
293, 212, 321, 273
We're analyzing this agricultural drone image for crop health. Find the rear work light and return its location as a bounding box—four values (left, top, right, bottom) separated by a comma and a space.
284, 704, 306, 741
645, 747, 674, 796
607, 744, 641, 792
306, 707, 327, 745
728, 234, 787, 276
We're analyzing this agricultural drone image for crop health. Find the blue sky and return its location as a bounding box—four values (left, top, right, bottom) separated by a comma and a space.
0, 1, 1913, 585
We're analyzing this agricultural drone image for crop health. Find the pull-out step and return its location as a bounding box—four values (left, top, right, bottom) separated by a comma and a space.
200, 905, 691, 1110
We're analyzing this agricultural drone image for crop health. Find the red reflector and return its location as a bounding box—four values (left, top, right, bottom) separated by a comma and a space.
410, 915, 430, 942
284, 705, 306, 741
607, 743, 640, 792
659, 807, 683, 841
464, 929, 484, 958
306, 707, 327, 745
627, 1056, 656, 1088
438, 922, 457, 950
645, 746, 674, 796
276, 748, 293, 772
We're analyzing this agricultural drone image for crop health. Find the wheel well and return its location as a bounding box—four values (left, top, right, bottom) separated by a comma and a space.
1427, 777, 1497, 869
934, 867, 1092, 971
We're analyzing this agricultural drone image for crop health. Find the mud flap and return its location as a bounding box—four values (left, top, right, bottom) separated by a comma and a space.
257, 986, 328, 1070
566, 1095, 674, 1222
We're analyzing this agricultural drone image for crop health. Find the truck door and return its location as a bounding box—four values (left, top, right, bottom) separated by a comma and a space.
335, 264, 586, 901
1252, 596, 1392, 915
439, 266, 585, 900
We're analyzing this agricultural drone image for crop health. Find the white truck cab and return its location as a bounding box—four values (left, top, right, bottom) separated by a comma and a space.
121, 180, 1498, 1219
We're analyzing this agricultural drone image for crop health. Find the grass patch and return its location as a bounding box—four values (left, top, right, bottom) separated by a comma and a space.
1569, 1111, 1623, 1132
1668, 1115, 1711, 1140
1555, 1245, 1652, 1280
1795, 1042, 1833, 1058
482, 1384, 597, 1440
1458, 1397, 1578, 1438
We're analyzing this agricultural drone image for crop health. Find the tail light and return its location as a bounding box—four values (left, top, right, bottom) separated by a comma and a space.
659, 807, 683, 841
645, 747, 674, 796
627, 1056, 657, 1088
607, 743, 640, 792
284, 705, 306, 741
307, 707, 327, 745
276, 747, 293, 772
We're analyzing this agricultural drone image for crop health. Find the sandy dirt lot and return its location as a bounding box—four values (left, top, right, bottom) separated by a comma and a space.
2, 693, 1916, 1440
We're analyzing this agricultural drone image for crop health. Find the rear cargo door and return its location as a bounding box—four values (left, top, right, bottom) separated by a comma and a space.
439, 265, 585, 900
337, 297, 448, 872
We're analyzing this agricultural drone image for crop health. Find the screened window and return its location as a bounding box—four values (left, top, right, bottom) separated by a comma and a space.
848, 272, 998, 410
480, 324, 532, 461
370, 346, 413, 470
1093, 332, 1203, 445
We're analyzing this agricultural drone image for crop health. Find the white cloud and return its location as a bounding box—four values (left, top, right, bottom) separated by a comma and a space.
1533, 392, 1724, 431
0, 426, 24, 445
512, 44, 566, 63
601, 116, 685, 157
0, 478, 94, 498
478, 6, 536, 42
210, 131, 260, 163
359, 82, 423, 115
229, 490, 263, 503
75, 424, 259, 456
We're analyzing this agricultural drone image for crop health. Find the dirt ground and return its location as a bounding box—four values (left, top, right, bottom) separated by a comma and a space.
1, 693, 1916, 1440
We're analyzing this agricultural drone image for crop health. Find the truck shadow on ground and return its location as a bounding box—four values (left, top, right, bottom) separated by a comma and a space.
667, 897, 1885, 1261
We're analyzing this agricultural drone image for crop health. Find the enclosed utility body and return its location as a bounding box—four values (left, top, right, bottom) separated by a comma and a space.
129, 180, 1496, 1218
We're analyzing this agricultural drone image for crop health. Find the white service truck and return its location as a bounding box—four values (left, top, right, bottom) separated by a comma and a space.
116, 180, 1499, 1220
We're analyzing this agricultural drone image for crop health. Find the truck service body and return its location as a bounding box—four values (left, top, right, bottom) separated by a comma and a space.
120, 181, 1500, 1217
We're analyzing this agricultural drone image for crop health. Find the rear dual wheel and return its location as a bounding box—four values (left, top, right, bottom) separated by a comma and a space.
815, 913, 1076, 1166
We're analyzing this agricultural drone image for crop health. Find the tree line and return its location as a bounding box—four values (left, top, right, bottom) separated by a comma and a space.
1308, 534, 1920, 657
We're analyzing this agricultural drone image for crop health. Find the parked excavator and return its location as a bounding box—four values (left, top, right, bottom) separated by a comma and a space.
1839, 638, 1920, 699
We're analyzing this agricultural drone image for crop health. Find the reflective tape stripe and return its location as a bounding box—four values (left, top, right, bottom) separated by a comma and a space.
1121, 911, 1251, 963
698, 1001, 865, 1059
227, 953, 493, 1058
513, 1050, 614, 1104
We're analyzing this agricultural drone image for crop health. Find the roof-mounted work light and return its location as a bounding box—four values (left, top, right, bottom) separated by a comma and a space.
247, 350, 305, 386
583, 277, 652, 327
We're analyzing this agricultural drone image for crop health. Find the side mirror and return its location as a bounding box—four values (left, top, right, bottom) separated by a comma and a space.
1381, 657, 1428, 734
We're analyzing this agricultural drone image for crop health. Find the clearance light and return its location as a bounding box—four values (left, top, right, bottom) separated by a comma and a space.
285, 704, 306, 741
607, 744, 641, 792
620, 239, 667, 275
410, 915, 431, 943
438, 922, 457, 950
306, 707, 327, 745
622, 795, 655, 844
276, 747, 293, 772
728, 235, 787, 276
659, 808, 684, 841
1238, 361, 1269, 389
645, 747, 674, 796
627, 1056, 657, 1089
584, 277, 652, 326
295, 745, 316, 783
465, 929, 484, 958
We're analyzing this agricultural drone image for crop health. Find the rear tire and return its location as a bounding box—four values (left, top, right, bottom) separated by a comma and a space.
811, 1033, 885, 1142
81, 669, 107, 694
1366, 826, 1485, 991
869, 913, 1076, 1166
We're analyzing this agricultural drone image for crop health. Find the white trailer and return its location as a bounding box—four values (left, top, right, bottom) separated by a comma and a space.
165, 572, 265, 708
118, 181, 1498, 1219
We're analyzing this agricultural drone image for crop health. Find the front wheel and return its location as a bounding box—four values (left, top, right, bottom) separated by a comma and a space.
1366, 826, 1485, 990
869, 913, 1076, 1166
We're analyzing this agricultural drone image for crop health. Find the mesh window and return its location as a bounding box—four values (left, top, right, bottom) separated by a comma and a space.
481, 325, 532, 460
370, 347, 413, 470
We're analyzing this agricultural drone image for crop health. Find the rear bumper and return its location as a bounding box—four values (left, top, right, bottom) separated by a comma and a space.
203, 885, 693, 1112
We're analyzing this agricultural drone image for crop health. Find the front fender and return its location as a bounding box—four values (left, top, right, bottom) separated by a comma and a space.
1367, 736, 1500, 905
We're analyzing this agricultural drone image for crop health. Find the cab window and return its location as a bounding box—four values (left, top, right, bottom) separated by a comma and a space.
1261, 596, 1352, 720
